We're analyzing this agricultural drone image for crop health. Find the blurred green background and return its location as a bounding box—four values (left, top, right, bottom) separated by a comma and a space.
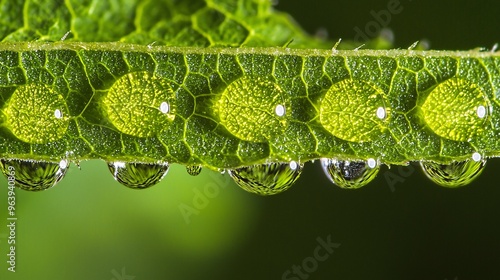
1, 0, 500, 279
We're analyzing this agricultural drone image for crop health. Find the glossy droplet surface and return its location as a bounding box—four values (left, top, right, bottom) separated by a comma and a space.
186, 165, 202, 176
0, 159, 69, 191
420, 159, 486, 188
321, 158, 379, 189
217, 77, 288, 142
107, 161, 169, 189
4, 84, 69, 144
319, 79, 390, 142
103, 71, 176, 138
228, 162, 303, 195
421, 78, 490, 141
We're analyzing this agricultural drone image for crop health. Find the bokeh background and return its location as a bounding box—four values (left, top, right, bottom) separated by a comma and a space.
1, 0, 500, 279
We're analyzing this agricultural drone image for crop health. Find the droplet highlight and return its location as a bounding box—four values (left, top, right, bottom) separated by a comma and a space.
102, 71, 176, 138
228, 162, 303, 195
107, 161, 169, 189
186, 165, 202, 176
376, 107, 386, 119
275, 104, 286, 117
0, 158, 69, 191
4, 84, 69, 144
217, 77, 288, 142
321, 158, 380, 189
420, 159, 486, 188
159, 101, 170, 114
421, 78, 490, 142
319, 79, 390, 142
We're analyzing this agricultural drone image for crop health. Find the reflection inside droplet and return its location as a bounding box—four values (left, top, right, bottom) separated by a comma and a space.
228, 162, 304, 195
321, 158, 379, 189
0, 158, 69, 191
107, 161, 169, 189
186, 165, 202, 176
420, 159, 486, 188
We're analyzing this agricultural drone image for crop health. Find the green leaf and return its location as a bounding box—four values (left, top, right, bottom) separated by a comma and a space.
0, 0, 497, 188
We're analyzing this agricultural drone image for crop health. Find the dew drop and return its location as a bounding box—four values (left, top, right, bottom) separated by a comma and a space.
186, 165, 202, 176
420, 159, 486, 188
320, 158, 380, 189
0, 158, 69, 191
228, 162, 304, 195
107, 161, 169, 189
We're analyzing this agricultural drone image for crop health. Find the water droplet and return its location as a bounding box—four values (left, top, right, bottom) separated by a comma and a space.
4, 84, 69, 144
186, 165, 202, 176
320, 158, 380, 189
103, 71, 176, 138
420, 159, 486, 188
421, 78, 490, 141
228, 162, 304, 195
216, 77, 289, 142
275, 104, 286, 117
319, 79, 389, 142
107, 161, 169, 189
0, 158, 69, 191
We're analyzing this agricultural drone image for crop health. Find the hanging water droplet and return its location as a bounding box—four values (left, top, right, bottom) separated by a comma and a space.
107, 161, 169, 189
320, 158, 380, 189
0, 158, 69, 191
228, 162, 304, 195
420, 158, 486, 188
186, 165, 202, 176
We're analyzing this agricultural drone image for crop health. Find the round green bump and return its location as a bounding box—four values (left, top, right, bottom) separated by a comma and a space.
4, 84, 69, 144
319, 79, 390, 142
421, 78, 490, 142
103, 71, 176, 138
217, 77, 288, 142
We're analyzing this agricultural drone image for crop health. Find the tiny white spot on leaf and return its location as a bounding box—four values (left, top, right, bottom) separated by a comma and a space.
477, 105, 486, 118
472, 152, 482, 162
160, 102, 170, 114
376, 107, 386, 119
275, 104, 285, 117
